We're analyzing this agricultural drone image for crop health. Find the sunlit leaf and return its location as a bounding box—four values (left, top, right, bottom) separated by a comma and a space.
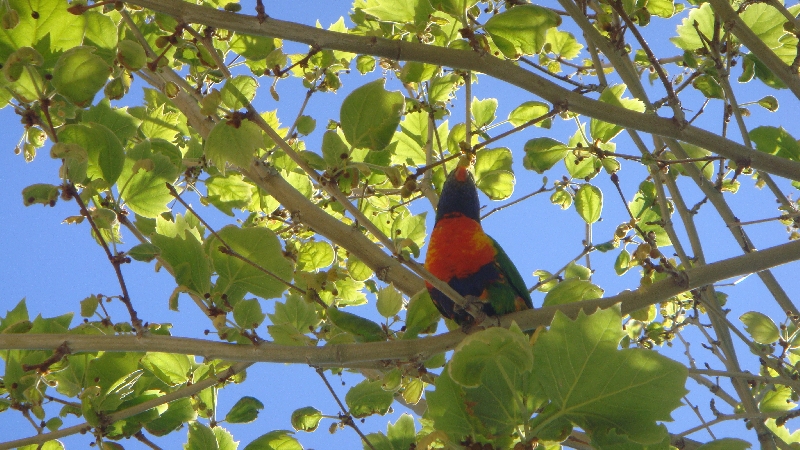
533, 306, 687, 444
484, 5, 561, 59
340, 79, 404, 151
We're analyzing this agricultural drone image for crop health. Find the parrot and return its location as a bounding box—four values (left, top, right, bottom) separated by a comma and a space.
424, 164, 533, 325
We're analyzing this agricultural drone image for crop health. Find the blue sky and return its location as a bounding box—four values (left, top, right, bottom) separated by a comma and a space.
2, 0, 800, 447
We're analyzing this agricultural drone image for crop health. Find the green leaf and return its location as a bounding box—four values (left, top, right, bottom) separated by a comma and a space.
0, 299, 28, 333
615, 250, 631, 275
431, 0, 479, 17
399, 61, 439, 83
80, 295, 99, 317
220, 75, 258, 110
233, 299, 266, 329
590, 85, 645, 142
207, 226, 294, 300
449, 327, 532, 388
225, 396, 265, 423
345, 379, 394, 418
206, 174, 255, 216
296, 241, 335, 271
425, 365, 474, 441
295, 115, 316, 135
391, 111, 428, 166
759, 385, 797, 413
269, 293, 319, 332
377, 284, 403, 318
629, 181, 672, 247
84, 99, 142, 142
321, 130, 350, 167
746, 53, 788, 89
473, 147, 515, 200
140, 352, 191, 386
646, 0, 675, 18
428, 73, 461, 102
214, 427, 237, 450
356, 55, 376, 74
347, 255, 374, 281
17, 442, 65, 450
22, 183, 59, 207
340, 79, 404, 150
756, 95, 779, 112
523, 137, 567, 173
471, 97, 497, 128
695, 439, 752, 450
52, 136, 87, 175
83, 11, 117, 62
364, 0, 434, 26
116, 39, 147, 71
86, 352, 143, 396
542, 279, 603, 306
151, 228, 212, 296
508, 101, 551, 128
118, 150, 180, 219
364, 413, 417, 450
740, 311, 780, 344
391, 210, 428, 249
403, 290, 439, 338
230, 34, 278, 61
545, 29, 583, 60
52, 46, 111, 107
741, 2, 791, 49
671, 3, 714, 51
145, 398, 197, 437
484, 5, 561, 59
243, 430, 302, 450
574, 184, 602, 223
588, 427, 671, 449
327, 306, 384, 342
750, 126, 800, 161
291, 406, 323, 431
533, 306, 687, 444
205, 119, 263, 172
0, 0, 84, 64
692, 74, 724, 99
58, 122, 124, 185
186, 422, 218, 450
766, 419, 800, 446
386, 414, 416, 450
564, 262, 591, 281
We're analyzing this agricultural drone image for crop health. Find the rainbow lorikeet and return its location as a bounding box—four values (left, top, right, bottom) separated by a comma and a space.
424, 165, 533, 325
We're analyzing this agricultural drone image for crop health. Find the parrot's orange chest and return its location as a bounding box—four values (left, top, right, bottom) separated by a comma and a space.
424, 214, 496, 282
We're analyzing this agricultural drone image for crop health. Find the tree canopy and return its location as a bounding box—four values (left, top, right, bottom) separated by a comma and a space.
2, 0, 800, 449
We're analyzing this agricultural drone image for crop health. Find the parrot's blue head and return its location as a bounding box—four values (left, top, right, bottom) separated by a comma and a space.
435, 165, 480, 224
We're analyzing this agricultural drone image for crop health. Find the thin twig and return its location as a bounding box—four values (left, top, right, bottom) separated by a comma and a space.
314, 368, 376, 450
68, 184, 143, 333
473, 108, 561, 152
481, 183, 551, 220
134, 431, 163, 450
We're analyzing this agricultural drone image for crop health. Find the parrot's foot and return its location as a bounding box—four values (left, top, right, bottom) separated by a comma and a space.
460, 295, 500, 332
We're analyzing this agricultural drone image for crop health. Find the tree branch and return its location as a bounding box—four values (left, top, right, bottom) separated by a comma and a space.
3, 237, 800, 366
119, 0, 800, 181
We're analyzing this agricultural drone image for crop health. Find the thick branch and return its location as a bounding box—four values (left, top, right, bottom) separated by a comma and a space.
240, 163, 425, 296
3, 238, 800, 366
120, 0, 800, 181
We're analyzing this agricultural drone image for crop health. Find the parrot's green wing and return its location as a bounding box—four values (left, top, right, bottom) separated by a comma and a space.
489, 236, 534, 310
